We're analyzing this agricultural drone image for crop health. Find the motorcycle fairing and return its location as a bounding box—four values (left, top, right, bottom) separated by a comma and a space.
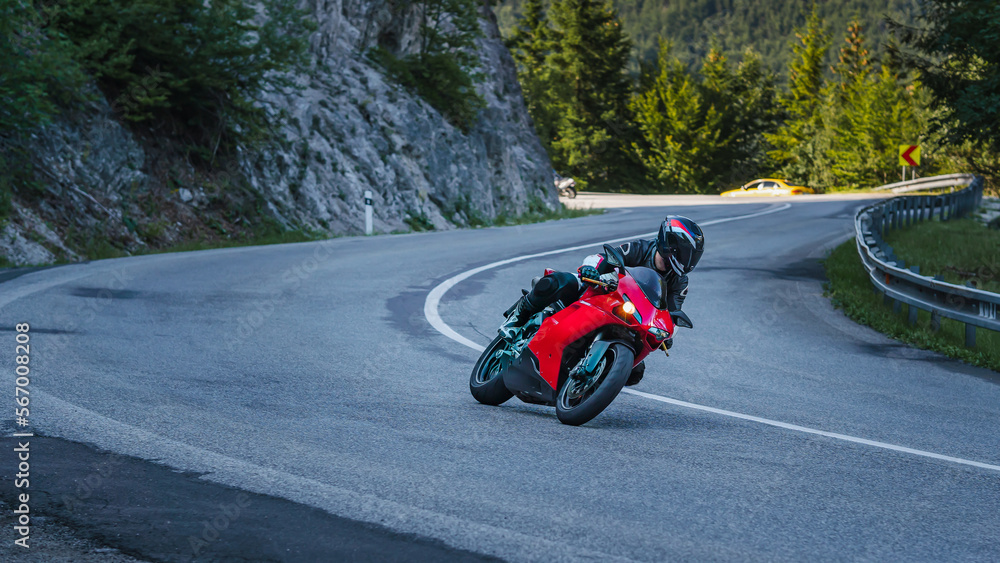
527, 294, 627, 390
501, 348, 556, 404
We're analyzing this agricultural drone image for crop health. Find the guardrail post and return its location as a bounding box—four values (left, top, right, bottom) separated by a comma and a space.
931, 311, 941, 332
907, 266, 921, 326
966, 324, 976, 348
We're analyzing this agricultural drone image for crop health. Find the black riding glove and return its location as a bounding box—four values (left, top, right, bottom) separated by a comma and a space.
578, 265, 600, 285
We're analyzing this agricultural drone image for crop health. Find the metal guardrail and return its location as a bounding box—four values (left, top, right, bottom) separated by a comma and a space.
855, 174, 994, 347
872, 173, 976, 194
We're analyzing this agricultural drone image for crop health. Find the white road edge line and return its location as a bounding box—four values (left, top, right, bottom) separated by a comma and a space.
423, 202, 1000, 474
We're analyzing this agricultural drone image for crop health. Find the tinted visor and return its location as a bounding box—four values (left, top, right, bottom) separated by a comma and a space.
676, 244, 703, 273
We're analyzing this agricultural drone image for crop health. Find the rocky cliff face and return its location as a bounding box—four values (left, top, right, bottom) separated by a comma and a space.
0, 0, 553, 265
247, 0, 555, 234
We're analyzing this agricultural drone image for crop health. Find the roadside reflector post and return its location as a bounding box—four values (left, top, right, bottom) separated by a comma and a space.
364, 190, 373, 235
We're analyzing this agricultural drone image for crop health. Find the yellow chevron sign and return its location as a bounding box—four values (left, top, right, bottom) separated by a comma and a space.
899, 145, 920, 166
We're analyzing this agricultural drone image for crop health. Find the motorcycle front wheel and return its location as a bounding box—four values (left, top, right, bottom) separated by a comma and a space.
470, 334, 515, 405
556, 343, 633, 426
561, 187, 577, 199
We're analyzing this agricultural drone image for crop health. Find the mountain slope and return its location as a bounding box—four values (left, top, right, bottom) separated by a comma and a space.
495, 0, 918, 72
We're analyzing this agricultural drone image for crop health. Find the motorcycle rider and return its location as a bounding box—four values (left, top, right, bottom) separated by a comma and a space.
501, 215, 705, 385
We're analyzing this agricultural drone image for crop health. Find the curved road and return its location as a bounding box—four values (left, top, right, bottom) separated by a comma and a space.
2, 196, 999, 561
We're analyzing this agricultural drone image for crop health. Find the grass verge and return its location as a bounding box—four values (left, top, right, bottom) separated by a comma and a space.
404, 199, 603, 232
824, 239, 1000, 373
885, 217, 1000, 293
494, 200, 603, 226
3, 200, 604, 267
145, 229, 324, 256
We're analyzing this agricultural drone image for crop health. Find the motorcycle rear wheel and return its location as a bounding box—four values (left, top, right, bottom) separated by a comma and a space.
470, 334, 515, 405
556, 343, 633, 426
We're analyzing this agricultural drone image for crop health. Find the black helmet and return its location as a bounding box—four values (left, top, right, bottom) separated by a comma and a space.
657, 216, 705, 275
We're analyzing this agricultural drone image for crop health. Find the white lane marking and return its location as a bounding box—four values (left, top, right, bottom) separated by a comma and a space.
424, 202, 1000, 474
623, 390, 1000, 472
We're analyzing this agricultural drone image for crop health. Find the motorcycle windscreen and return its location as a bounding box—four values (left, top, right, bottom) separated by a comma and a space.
626, 267, 669, 309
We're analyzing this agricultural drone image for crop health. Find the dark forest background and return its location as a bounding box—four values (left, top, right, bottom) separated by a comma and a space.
492, 0, 998, 194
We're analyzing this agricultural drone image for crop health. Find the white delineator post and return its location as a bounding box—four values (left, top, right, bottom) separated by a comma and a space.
364, 190, 373, 235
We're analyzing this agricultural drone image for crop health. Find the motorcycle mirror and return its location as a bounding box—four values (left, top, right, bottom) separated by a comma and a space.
670, 310, 694, 329
603, 244, 626, 269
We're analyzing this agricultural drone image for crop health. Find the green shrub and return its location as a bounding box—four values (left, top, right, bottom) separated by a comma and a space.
0, 0, 90, 205
371, 0, 485, 132
405, 212, 436, 232
44, 0, 316, 160
0, 182, 11, 224
0, 0, 88, 136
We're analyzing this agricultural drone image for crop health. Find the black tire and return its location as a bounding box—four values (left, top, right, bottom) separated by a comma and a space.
566, 187, 577, 199
556, 343, 633, 426
470, 334, 515, 406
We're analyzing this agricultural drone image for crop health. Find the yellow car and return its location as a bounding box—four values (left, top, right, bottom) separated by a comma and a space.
720, 179, 816, 197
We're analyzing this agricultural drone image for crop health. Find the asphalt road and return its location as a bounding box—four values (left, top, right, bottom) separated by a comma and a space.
2, 195, 999, 561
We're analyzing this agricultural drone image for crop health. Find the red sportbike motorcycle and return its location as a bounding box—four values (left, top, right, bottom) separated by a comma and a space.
470, 245, 694, 426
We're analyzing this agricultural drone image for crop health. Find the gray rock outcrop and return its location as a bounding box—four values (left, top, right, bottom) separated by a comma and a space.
0, 0, 553, 265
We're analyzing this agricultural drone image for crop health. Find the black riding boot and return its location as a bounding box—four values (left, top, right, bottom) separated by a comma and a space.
500, 272, 581, 337
500, 295, 543, 336
626, 361, 645, 386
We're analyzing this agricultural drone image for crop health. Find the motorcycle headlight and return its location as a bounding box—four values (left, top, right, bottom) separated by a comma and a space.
612, 296, 642, 324
648, 326, 671, 342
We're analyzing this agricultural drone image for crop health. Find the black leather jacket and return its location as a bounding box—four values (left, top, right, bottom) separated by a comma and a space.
582, 239, 689, 311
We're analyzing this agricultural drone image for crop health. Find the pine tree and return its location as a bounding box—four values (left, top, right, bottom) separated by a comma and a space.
765, 6, 831, 186
727, 48, 782, 184
508, 0, 549, 71
631, 41, 724, 193
834, 20, 871, 88
827, 65, 921, 188
632, 42, 780, 193
824, 17, 928, 190
891, 0, 1000, 153
507, 0, 561, 150
547, 0, 635, 189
